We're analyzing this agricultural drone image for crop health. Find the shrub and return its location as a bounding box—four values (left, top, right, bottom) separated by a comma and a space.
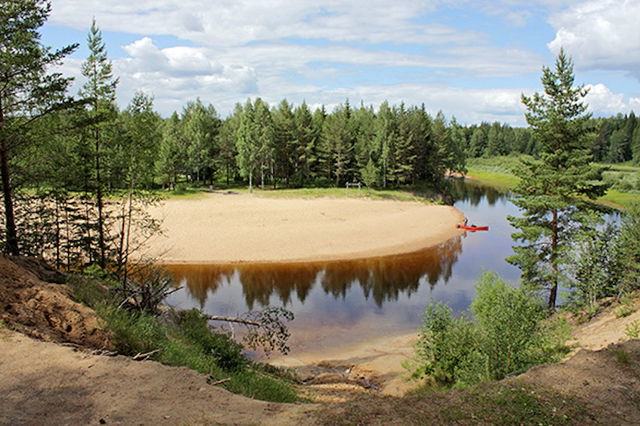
413, 272, 563, 388
414, 302, 482, 385
625, 321, 640, 339
177, 309, 246, 371
471, 272, 546, 379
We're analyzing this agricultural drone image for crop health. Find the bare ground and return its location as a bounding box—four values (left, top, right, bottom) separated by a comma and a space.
144, 193, 464, 263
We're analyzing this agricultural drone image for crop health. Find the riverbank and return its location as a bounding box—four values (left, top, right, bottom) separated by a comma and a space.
2, 254, 639, 424
465, 155, 640, 209
144, 193, 464, 263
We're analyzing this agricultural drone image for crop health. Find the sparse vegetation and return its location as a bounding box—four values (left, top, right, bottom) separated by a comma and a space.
67, 273, 300, 403
625, 321, 640, 339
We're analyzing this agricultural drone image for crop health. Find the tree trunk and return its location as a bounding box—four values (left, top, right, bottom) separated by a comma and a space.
0, 97, 19, 255
0, 140, 19, 256
549, 208, 558, 309
95, 126, 106, 268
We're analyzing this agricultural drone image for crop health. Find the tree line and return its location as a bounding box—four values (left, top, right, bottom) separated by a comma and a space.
463, 113, 640, 163
127, 99, 469, 192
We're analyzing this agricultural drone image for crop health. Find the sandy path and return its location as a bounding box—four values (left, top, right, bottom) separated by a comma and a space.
144, 194, 464, 263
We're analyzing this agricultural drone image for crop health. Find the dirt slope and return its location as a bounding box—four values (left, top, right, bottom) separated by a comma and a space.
0, 255, 112, 349
0, 330, 312, 425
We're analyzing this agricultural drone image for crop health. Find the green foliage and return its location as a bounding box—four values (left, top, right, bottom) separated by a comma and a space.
615, 294, 637, 318
439, 383, 588, 425
625, 321, 640, 339
509, 50, 608, 308
178, 310, 246, 371
414, 302, 482, 386
614, 347, 631, 364
571, 218, 622, 311
413, 272, 564, 388
0, 0, 81, 256
471, 273, 547, 379
96, 304, 298, 402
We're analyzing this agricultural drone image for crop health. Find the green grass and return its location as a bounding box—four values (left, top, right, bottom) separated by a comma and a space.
254, 186, 438, 203
153, 183, 444, 204
318, 381, 590, 425
465, 168, 520, 189
625, 321, 640, 340
68, 276, 301, 403
465, 156, 640, 209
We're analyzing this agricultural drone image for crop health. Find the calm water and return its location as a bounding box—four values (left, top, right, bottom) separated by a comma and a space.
164, 180, 522, 355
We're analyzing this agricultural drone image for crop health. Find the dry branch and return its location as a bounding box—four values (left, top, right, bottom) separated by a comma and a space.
204, 315, 261, 327
207, 377, 231, 386
132, 348, 162, 361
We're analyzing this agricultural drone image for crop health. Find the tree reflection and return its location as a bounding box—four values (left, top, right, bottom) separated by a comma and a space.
165, 235, 463, 310
448, 179, 507, 206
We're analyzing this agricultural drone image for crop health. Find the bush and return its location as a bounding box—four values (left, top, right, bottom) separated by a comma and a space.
414, 302, 482, 386
178, 309, 246, 371
413, 272, 564, 388
471, 273, 546, 379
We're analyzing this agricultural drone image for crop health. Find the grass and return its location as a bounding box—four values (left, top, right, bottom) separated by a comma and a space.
153, 182, 444, 204
317, 381, 590, 425
253, 186, 439, 203
465, 155, 640, 209
614, 347, 631, 364
68, 275, 301, 403
615, 293, 638, 318
625, 321, 640, 339
439, 383, 588, 425
465, 168, 520, 189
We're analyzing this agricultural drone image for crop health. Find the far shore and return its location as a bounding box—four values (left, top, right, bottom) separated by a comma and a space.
143, 193, 465, 264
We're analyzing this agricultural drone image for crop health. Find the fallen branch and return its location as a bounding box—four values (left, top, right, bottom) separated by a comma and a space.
205, 315, 261, 327
133, 348, 163, 361
207, 377, 231, 386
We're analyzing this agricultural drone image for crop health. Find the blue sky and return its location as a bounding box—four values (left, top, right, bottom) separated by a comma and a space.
43, 0, 640, 125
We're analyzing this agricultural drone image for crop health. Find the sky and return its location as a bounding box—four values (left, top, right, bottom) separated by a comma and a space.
42, 0, 640, 125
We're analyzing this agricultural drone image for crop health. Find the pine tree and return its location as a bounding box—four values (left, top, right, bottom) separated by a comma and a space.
293, 102, 316, 187
80, 18, 119, 267
374, 101, 396, 188
236, 100, 257, 192
0, 0, 79, 255
272, 99, 296, 187
508, 50, 608, 308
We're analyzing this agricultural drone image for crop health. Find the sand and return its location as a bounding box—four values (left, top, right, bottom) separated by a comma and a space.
143, 193, 464, 263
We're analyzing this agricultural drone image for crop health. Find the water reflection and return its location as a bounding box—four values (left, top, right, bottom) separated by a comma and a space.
448, 178, 507, 207
167, 235, 463, 310
164, 181, 521, 355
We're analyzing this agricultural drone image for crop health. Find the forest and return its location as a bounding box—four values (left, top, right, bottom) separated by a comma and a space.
3, 11, 640, 270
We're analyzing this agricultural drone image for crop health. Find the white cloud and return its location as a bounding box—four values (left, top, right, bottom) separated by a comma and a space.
584, 83, 637, 115
49, 0, 463, 47
547, 0, 640, 78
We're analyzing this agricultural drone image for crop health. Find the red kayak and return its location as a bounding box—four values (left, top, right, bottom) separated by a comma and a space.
457, 224, 489, 231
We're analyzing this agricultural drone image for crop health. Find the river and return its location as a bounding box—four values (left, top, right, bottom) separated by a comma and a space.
164, 180, 522, 356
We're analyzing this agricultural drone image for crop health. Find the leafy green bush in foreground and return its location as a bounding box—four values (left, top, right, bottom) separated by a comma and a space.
413, 272, 570, 388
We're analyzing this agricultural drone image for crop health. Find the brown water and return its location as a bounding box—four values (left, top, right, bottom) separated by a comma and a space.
164, 180, 522, 356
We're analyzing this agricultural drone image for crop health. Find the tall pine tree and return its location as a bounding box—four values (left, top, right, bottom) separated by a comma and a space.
80, 19, 119, 267
0, 0, 79, 255
508, 50, 607, 308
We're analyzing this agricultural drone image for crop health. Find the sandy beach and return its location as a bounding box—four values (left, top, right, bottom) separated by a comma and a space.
144, 193, 464, 263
